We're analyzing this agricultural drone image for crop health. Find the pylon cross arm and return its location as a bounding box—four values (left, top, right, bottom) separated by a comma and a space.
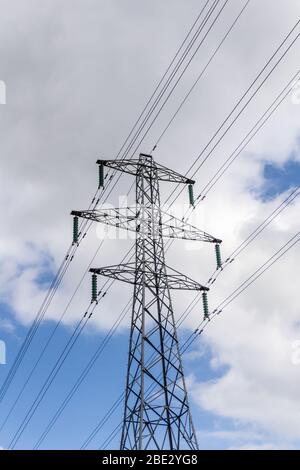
71, 153, 210, 449
71, 208, 221, 244
71, 208, 138, 232
97, 155, 194, 184
90, 263, 208, 291
161, 210, 221, 243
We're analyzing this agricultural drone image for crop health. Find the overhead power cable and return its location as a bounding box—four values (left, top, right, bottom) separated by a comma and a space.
4, 243, 135, 448
0, 2, 218, 403
95, 232, 300, 449
197, 73, 300, 200
96, 0, 228, 206
32, 73, 300, 447
0, 239, 107, 432
75, 28, 300, 448
164, 20, 300, 207
7, 6, 300, 448
153, 0, 251, 150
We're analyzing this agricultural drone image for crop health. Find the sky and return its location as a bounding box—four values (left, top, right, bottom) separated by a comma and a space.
0, 0, 300, 450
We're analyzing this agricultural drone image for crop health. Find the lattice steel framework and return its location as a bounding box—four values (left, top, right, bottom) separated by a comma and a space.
72, 153, 221, 450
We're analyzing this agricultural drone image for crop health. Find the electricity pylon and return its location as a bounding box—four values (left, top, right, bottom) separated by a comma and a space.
72, 153, 221, 450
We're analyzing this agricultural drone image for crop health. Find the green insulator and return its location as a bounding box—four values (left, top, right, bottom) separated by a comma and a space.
73, 216, 79, 244
215, 243, 222, 269
188, 183, 194, 206
91, 274, 98, 302
202, 291, 209, 318
98, 163, 104, 188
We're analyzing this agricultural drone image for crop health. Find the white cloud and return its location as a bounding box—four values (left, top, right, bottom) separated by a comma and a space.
228, 443, 286, 450
189, 194, 300, 442
0, 0, 300, 448
0, 319, 15, 333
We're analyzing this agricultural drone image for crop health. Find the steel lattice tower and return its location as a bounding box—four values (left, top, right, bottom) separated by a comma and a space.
72, 153, 221, 450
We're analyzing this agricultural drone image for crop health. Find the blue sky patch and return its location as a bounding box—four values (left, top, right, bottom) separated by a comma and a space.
259, 159, 300, 201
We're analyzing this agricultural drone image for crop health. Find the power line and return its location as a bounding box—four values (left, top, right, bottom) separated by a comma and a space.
164, 20, 300, 207
79, 180, 300, 449
32, 72, 300, 447
0, 197, 104, 402
81, 210, 300, 449
208, 186, 300, 286
0, 240, 107, 432
96, 0, 228, 206
197, 73, 300, 200
113, 0, 212, 164
35, 299, 132, 449
0, 2, 219, 404
92, 0, 220, 203
153, 0, 251, 149
30, 9, 263, 442
181, 231, 300, 354
95, 231, 300, 449
11, 154, 213, 450
122, 0, 229, 160
71, 23, 300, 452
30, 69, 300, 449
5, 243, 135, 448
163, 70, 300, 254
8, 306, 95, 449
7, 8, 300, 448
79, 295, 203, 450
34, 270, 206, 448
